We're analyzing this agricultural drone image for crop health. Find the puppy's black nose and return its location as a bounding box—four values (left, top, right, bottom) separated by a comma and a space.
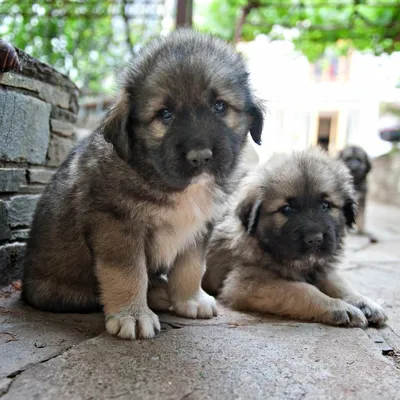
186, 149, 213, 167
304, 232, 323, 248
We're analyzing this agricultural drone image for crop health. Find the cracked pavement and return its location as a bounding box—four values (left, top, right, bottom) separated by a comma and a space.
1, 202, 399, 399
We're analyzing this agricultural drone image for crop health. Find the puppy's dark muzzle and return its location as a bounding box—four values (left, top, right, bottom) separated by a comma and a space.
346, 160, 361, 172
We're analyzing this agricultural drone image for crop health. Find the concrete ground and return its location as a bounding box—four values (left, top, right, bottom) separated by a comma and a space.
1, 202, 399, 400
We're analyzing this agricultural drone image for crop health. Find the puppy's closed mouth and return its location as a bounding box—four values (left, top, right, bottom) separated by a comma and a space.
190, 172, 214, 185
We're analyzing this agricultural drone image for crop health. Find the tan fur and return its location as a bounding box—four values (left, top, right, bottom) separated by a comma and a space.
148, 120, 168, 141
270, 211, 287, 231
225, 109, 247, 133
220, 267, 367, 326
169, 246, 217, 318
264, 199, 287, 213
97, 262, 147, 316
150, 177, 216, 268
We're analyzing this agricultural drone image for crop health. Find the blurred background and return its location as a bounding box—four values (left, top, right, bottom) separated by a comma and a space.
1, 0, 400, 164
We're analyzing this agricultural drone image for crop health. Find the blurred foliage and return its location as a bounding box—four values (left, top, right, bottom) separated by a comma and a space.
381, 102, 400, 117
0, 0, 163, 93
196, 0, 400, 61
2, 0, 400, 92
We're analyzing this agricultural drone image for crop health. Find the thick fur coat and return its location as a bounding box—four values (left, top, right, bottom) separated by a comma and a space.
22, 29, 264, 340
203, 148, 387, 327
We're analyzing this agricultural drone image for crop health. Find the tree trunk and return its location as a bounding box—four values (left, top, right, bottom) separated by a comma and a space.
234, 2, 260, 44
176, 0, 193, 28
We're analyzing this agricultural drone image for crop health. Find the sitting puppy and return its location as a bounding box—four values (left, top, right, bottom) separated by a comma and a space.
22, 29, 264, 340
203, 148, 387, 327
337, 145, 376, 241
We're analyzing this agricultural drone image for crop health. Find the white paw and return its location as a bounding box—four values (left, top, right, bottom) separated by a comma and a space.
172, 289, 218, 319
105, 308, 161, 340
345, 296, 388, 326
321, 299, 368, 328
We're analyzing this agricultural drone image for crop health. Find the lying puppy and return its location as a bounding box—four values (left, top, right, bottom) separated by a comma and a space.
203, 148, 387, 327
337, 145, 376, 241
22, 29, 264, 340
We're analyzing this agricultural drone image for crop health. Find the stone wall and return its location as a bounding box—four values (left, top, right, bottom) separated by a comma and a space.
0, 48, 79, 286
368, 151, 400, 208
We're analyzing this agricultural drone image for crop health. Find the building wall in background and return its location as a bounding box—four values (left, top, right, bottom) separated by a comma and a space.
369, 152, 400, 207
238, 35, 400, 163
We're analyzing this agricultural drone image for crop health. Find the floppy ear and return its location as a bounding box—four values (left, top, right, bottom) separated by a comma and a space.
101, 90, 131, 161
248, 98, 265, 146
343, 197, 357, 229
236, 195, 262, 235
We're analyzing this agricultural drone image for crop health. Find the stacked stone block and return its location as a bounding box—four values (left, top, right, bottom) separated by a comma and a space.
0, 48, 79, 286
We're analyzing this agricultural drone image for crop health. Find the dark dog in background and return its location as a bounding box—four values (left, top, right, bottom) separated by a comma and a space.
203, 147, 387, 327
337, 145, 376, 242
22, 29, 264, 340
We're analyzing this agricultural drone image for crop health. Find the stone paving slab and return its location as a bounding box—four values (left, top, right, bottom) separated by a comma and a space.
363, 203, 400, 241
343, 264, 400, 351
2, 325, 399, 400
0, 292, 104, 379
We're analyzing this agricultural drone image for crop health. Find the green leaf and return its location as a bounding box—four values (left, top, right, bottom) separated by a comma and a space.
197, 0, 400, 60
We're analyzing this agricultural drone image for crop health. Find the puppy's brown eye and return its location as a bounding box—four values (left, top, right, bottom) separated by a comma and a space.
213, 100, 226, 113
321, 200, 332, 211
280, 205, 292, 216
158, 108, 172, 123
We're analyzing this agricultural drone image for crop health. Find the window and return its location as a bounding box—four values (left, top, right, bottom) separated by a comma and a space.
317, 116, 332, 151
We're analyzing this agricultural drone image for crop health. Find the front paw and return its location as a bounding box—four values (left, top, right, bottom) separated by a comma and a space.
172, 289, 218, 319
105, 308, 161, 340
321, 300, 368, 328
346, 296, 388, 326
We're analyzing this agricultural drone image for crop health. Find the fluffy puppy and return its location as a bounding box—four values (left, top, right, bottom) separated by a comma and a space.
337, 145, 373, 239
22, 29, 264, 340
203, 148, 387, 327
